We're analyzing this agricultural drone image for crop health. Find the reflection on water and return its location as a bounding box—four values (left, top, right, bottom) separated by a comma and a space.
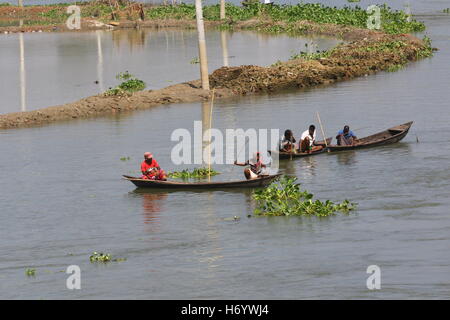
96, 30, 104, 92
131, 189, 168, 232
112, 28, 147, 50
19, 26, 26, 112
335, 151, 358, 166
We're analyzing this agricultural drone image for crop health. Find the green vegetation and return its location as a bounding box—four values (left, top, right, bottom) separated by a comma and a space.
168, 167, 220, 179
120, 156, 131, 161
104, 71, 146, 97
253, 176, 356, 217
90, 252, 126, 263
145, 3, 425, 34
25, 268, 36, 276
387, 64, 405, 72
190, 57, 200, 64
40, 8, 70, 21
443, 8, 450, 14
290, 48, 334, 60
0, 3, 11, 6
90, 252, 111, 262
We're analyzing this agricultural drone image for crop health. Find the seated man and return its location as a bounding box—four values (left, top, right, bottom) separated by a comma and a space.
234, 152, 267, 180
299, 125, 324, 153
140, 152, 167, 181
279, 129, 297, 153
336, 125, 357, 146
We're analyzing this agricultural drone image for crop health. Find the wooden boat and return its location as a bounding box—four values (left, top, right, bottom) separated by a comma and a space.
123, 174, 281, 189
327, 121, 413, 152
268, 138, 332, 160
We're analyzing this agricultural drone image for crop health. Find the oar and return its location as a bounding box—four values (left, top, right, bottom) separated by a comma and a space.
316, 112, 329, 151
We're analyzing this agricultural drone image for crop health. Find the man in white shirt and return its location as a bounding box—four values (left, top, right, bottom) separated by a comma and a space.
299, 125, 323, 153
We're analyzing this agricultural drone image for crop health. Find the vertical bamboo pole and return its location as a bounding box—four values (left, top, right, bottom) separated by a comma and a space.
19, 31, 26, 112
96, 30, 104, 93
18, 0, 23, 7
220, 0, 226, 20
316, 112, 329, 148
208, 89, 215, 181
195, 0, 210, 90
220, 30, 229, 67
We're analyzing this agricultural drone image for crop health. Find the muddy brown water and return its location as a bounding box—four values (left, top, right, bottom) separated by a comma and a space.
1, 1, 450, 299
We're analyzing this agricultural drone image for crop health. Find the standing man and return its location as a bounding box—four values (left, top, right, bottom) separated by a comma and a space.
140, 152, 167, 181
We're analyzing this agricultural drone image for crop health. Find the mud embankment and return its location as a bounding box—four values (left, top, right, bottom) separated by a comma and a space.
0, 20, 432, 130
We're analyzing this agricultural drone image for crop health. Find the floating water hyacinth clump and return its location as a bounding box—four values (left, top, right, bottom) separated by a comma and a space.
25, 268, 36, 276
253, 176, 357, 217
89, 252, 126, 263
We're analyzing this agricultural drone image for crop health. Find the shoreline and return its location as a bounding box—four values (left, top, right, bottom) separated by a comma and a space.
0, 6, 434, 130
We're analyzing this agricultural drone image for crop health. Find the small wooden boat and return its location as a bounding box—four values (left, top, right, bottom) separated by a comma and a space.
327, 121, 413, 152
123, 174, 281, 189
268, 138, 332, 160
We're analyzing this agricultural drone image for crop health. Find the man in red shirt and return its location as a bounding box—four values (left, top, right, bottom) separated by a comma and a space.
140, 152, 167, 180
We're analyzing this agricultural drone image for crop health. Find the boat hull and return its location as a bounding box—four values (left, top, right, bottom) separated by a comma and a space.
123, 174, 281, 189
269, 138, 332, 160
327, 122, 413, 152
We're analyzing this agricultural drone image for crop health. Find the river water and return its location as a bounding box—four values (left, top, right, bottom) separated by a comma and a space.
1, 1, 450, 299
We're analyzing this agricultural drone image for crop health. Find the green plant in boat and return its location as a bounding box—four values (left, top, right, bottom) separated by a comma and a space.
253, 176, 356, 217
168, 167, 220, 179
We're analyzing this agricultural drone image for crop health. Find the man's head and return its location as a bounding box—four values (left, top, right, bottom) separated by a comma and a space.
284, 129, 293, 139
309, 125, 316, 136
144, 152, 153, 162
343, 125, 350, 134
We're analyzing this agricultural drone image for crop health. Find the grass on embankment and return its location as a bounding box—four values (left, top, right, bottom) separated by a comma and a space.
145, 3, 425, 35
1, 2, 425, 35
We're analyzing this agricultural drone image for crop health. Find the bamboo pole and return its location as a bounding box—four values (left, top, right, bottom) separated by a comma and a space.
207, 90, 215, 181
316, 112, 329, 148
220, 30, 229, 67
19, 31, 26, 112
220, 0, 226, 20
195, 0, 210, 90
18, 0, 23, 7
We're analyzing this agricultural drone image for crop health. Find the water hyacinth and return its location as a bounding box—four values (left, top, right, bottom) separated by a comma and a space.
25, 268, 36, 276
145, 3, 425, 34
253, 176, 356, 217
168, 167, 220, 179
104, 72, 146, 97
89, 252, 112, 263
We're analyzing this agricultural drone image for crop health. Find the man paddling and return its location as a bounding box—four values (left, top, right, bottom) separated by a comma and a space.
140, 152, 167, 181
336, 125, 357, 146
299, 125, 324, 153
234, 152, 267, 180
